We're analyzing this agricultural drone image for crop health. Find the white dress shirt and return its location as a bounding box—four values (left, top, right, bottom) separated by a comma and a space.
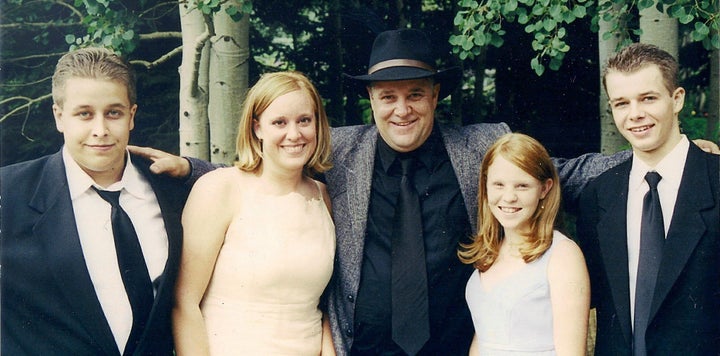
626, 135, 689, 326
63, 147, 168, 353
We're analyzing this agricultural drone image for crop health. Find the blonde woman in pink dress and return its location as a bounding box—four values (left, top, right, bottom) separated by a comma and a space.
173, 72, 336, 355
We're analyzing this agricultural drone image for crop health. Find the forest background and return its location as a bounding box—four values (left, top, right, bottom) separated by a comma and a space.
2, 1, 718, 352
1, 0, 718, 169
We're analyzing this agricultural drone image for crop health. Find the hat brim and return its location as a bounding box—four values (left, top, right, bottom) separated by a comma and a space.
343, 66, 461, 100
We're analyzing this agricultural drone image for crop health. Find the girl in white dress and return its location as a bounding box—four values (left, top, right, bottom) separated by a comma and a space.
458, 133, 589, 355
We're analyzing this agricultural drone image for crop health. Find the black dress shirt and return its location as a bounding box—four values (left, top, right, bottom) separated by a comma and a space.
351, 127, 474, 355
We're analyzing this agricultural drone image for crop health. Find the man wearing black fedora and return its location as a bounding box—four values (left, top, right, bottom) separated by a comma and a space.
320, 28, 629, 355
129, 29, 717, 355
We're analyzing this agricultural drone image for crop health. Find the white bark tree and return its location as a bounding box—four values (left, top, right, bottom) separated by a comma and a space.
598, 4, 627, 154
179, 0, 211, 160
178, 0, 250, 165
639, 5, 678, 56
207, 1, 249, 165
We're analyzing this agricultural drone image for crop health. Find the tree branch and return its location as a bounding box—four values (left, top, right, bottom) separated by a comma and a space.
3, 52, 67, 64
131, 45, 184, 69
0, 21, 78, 29
139, 31, 182, 40
0, 94, 53, 124
189, 29, 212, 97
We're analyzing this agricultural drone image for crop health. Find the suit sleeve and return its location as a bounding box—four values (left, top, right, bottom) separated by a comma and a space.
185, 157, 225, 186
575, 180, 603, 308
554, 150, 631, 212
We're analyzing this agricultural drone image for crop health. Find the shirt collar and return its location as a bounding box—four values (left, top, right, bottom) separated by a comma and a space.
629, 135, 689, 191
63, 146, 145, 199
376, 125, 443, 175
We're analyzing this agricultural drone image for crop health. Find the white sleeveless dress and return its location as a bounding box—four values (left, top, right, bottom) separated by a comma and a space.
200, 181, 335, 355
466, 231, 569, 355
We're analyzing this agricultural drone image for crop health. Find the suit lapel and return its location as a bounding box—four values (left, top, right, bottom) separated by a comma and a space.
596, 160, 633, 344
440, 126, 479, 233
345, 129, 377, 282
650, 145, 714, 320
30, 152, 119, 355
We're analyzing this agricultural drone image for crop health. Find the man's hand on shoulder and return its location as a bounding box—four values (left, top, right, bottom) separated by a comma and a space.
128, 145, 191, 179
693, 139, 720, 154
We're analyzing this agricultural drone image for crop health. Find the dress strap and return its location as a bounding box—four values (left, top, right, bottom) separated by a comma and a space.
313, 179, 324, 203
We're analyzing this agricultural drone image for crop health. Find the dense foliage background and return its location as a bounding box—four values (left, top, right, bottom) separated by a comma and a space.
1, 0, 717, 167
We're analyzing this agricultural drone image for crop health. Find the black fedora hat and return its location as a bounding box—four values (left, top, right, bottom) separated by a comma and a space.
344, 29, 462, 99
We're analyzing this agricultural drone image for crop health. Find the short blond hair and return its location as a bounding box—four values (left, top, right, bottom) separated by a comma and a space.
235, 71, 332, 176
52, 47, 136, 108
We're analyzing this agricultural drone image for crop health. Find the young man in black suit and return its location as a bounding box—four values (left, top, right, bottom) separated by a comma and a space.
1, 47, 189, 355
577, 43, 720, 355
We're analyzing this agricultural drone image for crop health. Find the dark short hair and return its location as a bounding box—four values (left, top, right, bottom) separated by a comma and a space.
52, 47, 136, 107
602, 43, 678, 94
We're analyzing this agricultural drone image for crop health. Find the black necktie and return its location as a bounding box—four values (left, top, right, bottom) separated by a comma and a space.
93, 187, 154, 356
391, 156, 430, 355
633, 171, 664, 356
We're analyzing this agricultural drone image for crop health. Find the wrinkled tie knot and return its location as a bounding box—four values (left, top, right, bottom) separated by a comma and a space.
645, 171, 662, 190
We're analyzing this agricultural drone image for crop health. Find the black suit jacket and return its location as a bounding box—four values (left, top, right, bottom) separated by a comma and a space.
577, 143, 720, 355
1, 150, 190, 355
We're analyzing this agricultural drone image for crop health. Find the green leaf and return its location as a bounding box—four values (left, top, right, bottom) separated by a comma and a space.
531, 57, 545, 76
573, 5, 587, 18
454, 14, 465, 26
637, 0, 654, 10
543, 18, 556, 31
549, 57, 563, 71
678, 14, 695, 24
490, 34, 505, 47
711, 34, 720, 49
531, 39, 544, 51
462, 36, 475, 50
449, 35, 461, 46
549, 4, 562, 17
691, 29, 705, 41
122, 30, 134, 40
532, 4, 545, 15
241, 1, 252, 12
518, 10, 530, 24
557, 27, 567, 39
695, 22, 710, 36
473, 32, 487, 45
503, 0, 518, 13
562, 11, 576, 23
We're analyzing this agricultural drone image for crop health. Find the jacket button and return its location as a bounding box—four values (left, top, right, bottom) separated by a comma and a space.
345, 328, 353, 336
347, 295, 354, 302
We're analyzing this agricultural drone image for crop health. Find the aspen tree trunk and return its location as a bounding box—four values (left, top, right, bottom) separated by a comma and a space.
639, 5, 678, 57
178, 0, 211, 159
598, 6, 627, 154
207, 1, 249, 165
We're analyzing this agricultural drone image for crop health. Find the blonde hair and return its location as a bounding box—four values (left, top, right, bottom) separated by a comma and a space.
458, 133, 561, 271
52, 47, 136, 108
235, 71, 332, 176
